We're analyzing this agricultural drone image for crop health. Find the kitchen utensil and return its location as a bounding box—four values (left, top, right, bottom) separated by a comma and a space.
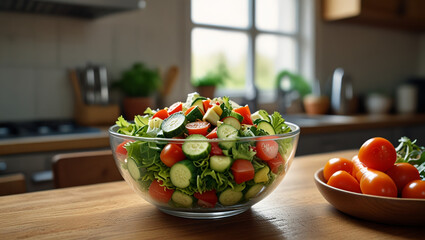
95, 65, 110, 105
331, 68, 355, 115
161, 66, 179, 97
396, 84, 417, 114
315, 168, 425, 226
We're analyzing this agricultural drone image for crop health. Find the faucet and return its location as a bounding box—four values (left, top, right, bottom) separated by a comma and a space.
331, 68, 354, 115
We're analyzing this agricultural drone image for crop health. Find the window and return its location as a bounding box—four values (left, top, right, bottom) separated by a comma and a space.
190, 0, 311, 103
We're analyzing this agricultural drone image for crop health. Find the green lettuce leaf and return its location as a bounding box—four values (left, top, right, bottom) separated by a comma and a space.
270, 111, 290, 134
395, 136, 425, 180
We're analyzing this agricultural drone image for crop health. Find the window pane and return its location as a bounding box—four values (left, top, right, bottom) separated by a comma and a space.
256, 0, 297, 33
255, 34, 297, 90
191, 0, 249, 28
192, 28, 248, 90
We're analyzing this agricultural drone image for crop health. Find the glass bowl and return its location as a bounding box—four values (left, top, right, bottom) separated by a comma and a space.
109, 122, 300, 219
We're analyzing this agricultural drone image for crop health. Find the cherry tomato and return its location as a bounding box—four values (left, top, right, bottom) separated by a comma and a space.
352, 155, 370, 182
168, 102, 183, 115
233, 105, 253, 125
194, 190, 218, 208
231, 159, 255, 184
386, 163, 421, 195
358, 137, 397, 172
360, 169, 397, 197
323, 157, 354, 182
402, 180, 425, 199
210, 142, 223, 156
327, 170, 361, 193
160, 143, 186, 167
206, 127, 218, 139
185, 121, 211, 136
267, 153, 285, 174
116, 140, 131, 156
256, 139, 279, 161
152, 109, 169, 120
148, 180, 174, 203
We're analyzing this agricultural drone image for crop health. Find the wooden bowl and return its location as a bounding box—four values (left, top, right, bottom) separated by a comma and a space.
314, 168, 425, 226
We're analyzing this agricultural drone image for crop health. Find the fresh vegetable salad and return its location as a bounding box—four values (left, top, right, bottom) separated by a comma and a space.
113, 92, 297, 208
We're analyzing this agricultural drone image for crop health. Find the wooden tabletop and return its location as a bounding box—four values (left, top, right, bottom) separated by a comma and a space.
1, 150, 424, 239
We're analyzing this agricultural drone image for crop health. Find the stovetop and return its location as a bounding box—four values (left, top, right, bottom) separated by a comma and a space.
0, 119, 101, 139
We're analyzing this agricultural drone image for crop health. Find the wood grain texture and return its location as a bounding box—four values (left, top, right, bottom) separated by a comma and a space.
1, 150, 425, 239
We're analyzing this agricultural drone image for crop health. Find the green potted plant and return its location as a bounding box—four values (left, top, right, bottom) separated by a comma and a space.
113, 62, 160, 119
192, 62, 228, 99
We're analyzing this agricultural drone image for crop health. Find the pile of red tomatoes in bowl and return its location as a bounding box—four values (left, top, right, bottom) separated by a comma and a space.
323, 137, 425, 199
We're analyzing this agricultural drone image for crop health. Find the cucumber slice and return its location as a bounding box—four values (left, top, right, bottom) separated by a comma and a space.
245, 184, 264, 199
191, 97, 207, 112
257, 120, 276, 135
127, 157, 143, 180
210, 155, 232, 172
172, 191, 194, 208
222, 116, 241, 130
161, 112, 187, 138
217, 124, 238, 149
219, 188, 243, 206
229, 111, 244, 123
186, 106, 204, 122
170, 160, 196, 188
182, 134, 211, 160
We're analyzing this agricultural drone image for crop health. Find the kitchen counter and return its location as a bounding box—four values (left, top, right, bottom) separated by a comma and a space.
1, 149, 424, 239
0, 129, 110, 155
1, 114, 424, 155
285, 113, 425, 134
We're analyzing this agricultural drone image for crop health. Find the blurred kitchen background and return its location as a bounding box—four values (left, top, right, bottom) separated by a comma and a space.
1, 0, 425, 193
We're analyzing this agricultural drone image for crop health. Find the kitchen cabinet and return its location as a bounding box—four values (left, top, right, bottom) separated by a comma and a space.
296, 124, 425, 156
322, 0, 425, 32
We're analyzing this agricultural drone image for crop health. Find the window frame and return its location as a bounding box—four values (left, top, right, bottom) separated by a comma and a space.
188, 0, 313, 104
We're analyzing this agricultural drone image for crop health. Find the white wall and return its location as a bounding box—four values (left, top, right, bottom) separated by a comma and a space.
1, 0, 425, 123
0, 0, 190, 122
315, 14, 423, 98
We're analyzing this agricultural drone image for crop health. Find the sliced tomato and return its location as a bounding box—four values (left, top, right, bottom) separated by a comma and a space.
233, 105, 253, 125
256, 139, 279, 161
160, 143, 186, 167
231, 159, 255, 184
152, 109, 169, 120
210, 142, 223, 156
202, 99, 212, 112
185, 121, 211, 136
268, 153, 285, 174
168, 102, 183, 115
206, 127, 218, 139
194, 190, 218, 208
148, 180, 174, 203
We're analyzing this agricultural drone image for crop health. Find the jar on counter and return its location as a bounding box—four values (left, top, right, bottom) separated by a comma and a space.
396, 84, 418, 114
